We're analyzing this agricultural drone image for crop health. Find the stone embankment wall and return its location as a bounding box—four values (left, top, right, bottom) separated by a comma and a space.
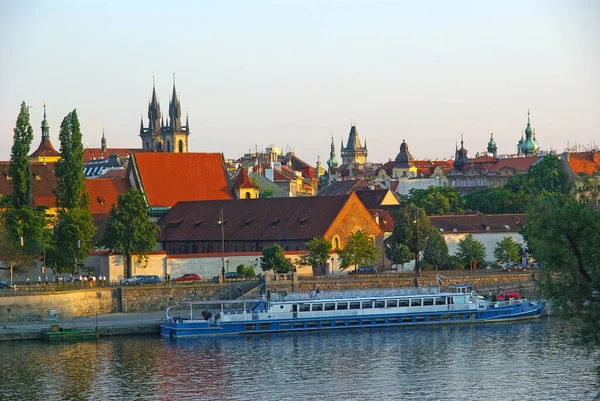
0, 282, 260, 322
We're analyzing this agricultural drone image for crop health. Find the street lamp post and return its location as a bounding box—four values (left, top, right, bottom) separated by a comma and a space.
219, 208, 225, 278
414, 212, 419, 276
330, 256, 334, 276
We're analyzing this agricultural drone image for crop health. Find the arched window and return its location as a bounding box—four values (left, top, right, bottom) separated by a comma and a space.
166, 140, 171, 152
178, 140, 183, 153
333, 236, 340, 249
245, 192, 251, 199
158, 142, 163, 151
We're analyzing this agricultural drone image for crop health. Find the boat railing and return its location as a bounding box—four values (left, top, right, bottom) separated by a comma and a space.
270, 287, 441, 302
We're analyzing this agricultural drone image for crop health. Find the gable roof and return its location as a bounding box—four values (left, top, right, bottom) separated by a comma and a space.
248, 172, 289, 197
355, 189, 398, 209
370, 209, 394, 233
489, 156, 542, 173
565, 151, 600, 175
430, 213, 526, 233
160, 195, 354, 242
232, 168, 259, 189
0, 162, 57, 207
84, 177, 130, 214
131, 152, 234, 208
318, 179, 368, 196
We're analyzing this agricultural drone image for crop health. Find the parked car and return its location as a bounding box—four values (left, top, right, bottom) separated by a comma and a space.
139, 275, 161, 284
497, 290, 521, 301
348, 265, 377, 275
174, 273, 200, 282
121, 276, 144, 285
502, 263, 529, 272
225, 272, 243, 279
0, 280, 13, 289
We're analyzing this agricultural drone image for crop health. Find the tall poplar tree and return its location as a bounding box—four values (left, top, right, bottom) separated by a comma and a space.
0, 102, 51, 272
49, 110, 96, 272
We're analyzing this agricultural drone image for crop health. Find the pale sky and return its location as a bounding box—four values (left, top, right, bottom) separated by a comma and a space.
1, 0, 598, 165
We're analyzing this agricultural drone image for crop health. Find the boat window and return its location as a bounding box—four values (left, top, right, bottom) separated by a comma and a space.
245, 324, 257, 331
259, 323, 270, 330
280, 323, 291, 329
311, 304, 323, 312
401, 316, 413, 323
337, 303, 348, 310
299, 304, 310, 312
454, 296, 466, 304
349, 302, 361, 310
428, 315, 440, 321
455, 313, 465, 320
324, 303, 336, 311
398, 299, 409, 307
307, 321, 318, 328
374, 300, 385, 308
423, 298, 434, 306
389, 317, 400, 323
435, 298, 446, 306
386, 300, 398, 308
415, 316, 426, 322
362, 301, 372, 309
375, 318, 386, 324
348, 319, 359, 326
411, 299, 422, 307
442, 314, 451, 320
321, 321, 332, 327
362, 318, 373, 325
293, 322, 304, 329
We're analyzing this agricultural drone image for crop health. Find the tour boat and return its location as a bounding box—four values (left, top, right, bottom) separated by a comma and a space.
161, 285, 545, 339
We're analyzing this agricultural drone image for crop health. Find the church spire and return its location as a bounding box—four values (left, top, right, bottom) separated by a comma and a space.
327, 134, 340, 171
169, 72, 182, 130
101, 128, 107, 152
41, 102, 50, 138
148, 76, 161, 132
185, 111, 189, 132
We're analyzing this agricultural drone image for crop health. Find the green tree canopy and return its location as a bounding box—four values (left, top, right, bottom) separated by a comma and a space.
384, 242, 413, 271
337, 230, 380, 271
8, 102, 34, 208
525, 155, 566, 195
493, 236, 522, 266
463, 187, 525, 214
297, 237, 332, 268
422, 229, 449, 270
0, 102, 52, 273
49, 110, 96, 272
406, 186, 464, 215
391, 205, 433, 273
102, 189, 158, 278
523, 192, 600, 349
455, 234, 486, 269
261, 243, 293, 273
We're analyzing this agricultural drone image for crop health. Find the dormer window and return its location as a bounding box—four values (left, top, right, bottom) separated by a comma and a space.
245, 219, 253, 227
167, 219, 183, 228
194, 220, 204, 227
35, 174, 41, 181
271, 218, 280, 227
503, 225, 510, 230
299, 218, 308, 227
97, 196, 105, 205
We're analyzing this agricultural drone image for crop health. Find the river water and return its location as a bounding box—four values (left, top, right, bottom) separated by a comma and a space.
0, 317, 597, 401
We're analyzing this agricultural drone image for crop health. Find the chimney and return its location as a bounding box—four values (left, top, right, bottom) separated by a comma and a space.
374, 212, 380, 225
265, 168, 274, 182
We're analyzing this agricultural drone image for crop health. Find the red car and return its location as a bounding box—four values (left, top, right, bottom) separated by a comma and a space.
174, 273, 200, 282
497, 291, 521, 300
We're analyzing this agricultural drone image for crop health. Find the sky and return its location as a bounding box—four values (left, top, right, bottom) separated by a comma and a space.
0, 0, 598, 165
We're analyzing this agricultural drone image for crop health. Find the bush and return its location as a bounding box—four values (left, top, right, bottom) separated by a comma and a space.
236, 264, 256, 278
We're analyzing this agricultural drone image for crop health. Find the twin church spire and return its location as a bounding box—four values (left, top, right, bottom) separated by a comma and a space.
140, 74, 190, 153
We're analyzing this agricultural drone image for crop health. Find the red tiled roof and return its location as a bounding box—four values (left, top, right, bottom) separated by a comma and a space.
369, 209, 394, 232
489, 156, 542, 173
30, 138, 60, 158
467, 156, 498, 164
160, 195, 354, 242
83, 148, 143, 163
566, 151, 600, 175
430, 213, 526, 233
232, 168, 259, 189
0, 162, 57, 207
98, 169, 126, 179
133, 152, 234, 208
84, 177, 130, 214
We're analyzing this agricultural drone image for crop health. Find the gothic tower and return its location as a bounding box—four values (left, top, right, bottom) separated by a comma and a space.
140, 77, 162, 150
161, 76, 190, 153
340, 122, 367, 165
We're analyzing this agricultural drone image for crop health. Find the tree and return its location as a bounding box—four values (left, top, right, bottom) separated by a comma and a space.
337, 231, 380, 271
261, 244, 293, 273
102, 189, 158, 278
236, 264, 256, 278
455, 234, 486, 270
384, 242, 413, 272
523, 192, 600, 350
391, 205, 432, 274
493, 236, 521, 267
260, 186, 275, 198
0, 102, 52, 274
422, 230, 449, 271
49, 110, 96, 272
297, 237, 331, 274
463, 187, 524, 214
525, 155, 566, 195
406, 186, 464, 215
8, 102, 34, 208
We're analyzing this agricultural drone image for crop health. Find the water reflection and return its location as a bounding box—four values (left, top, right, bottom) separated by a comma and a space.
0, 318, 597, 400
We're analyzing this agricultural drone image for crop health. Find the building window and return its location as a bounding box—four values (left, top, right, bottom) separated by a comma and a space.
178, 139, 183, 153
245, 192, 251, 199
333, 236, 340, 249
166, 140, 171, 152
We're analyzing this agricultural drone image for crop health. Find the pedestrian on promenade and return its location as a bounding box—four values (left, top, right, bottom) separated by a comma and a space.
26, 276, 30, 291
91, 275, 96, 286
103, 275, 107, 286
37, 276, 42, 286
98, 274, 103, 286
44, 275, 48, 286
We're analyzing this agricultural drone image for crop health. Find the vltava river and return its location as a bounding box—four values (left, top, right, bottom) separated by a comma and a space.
0, 317, 596, 400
